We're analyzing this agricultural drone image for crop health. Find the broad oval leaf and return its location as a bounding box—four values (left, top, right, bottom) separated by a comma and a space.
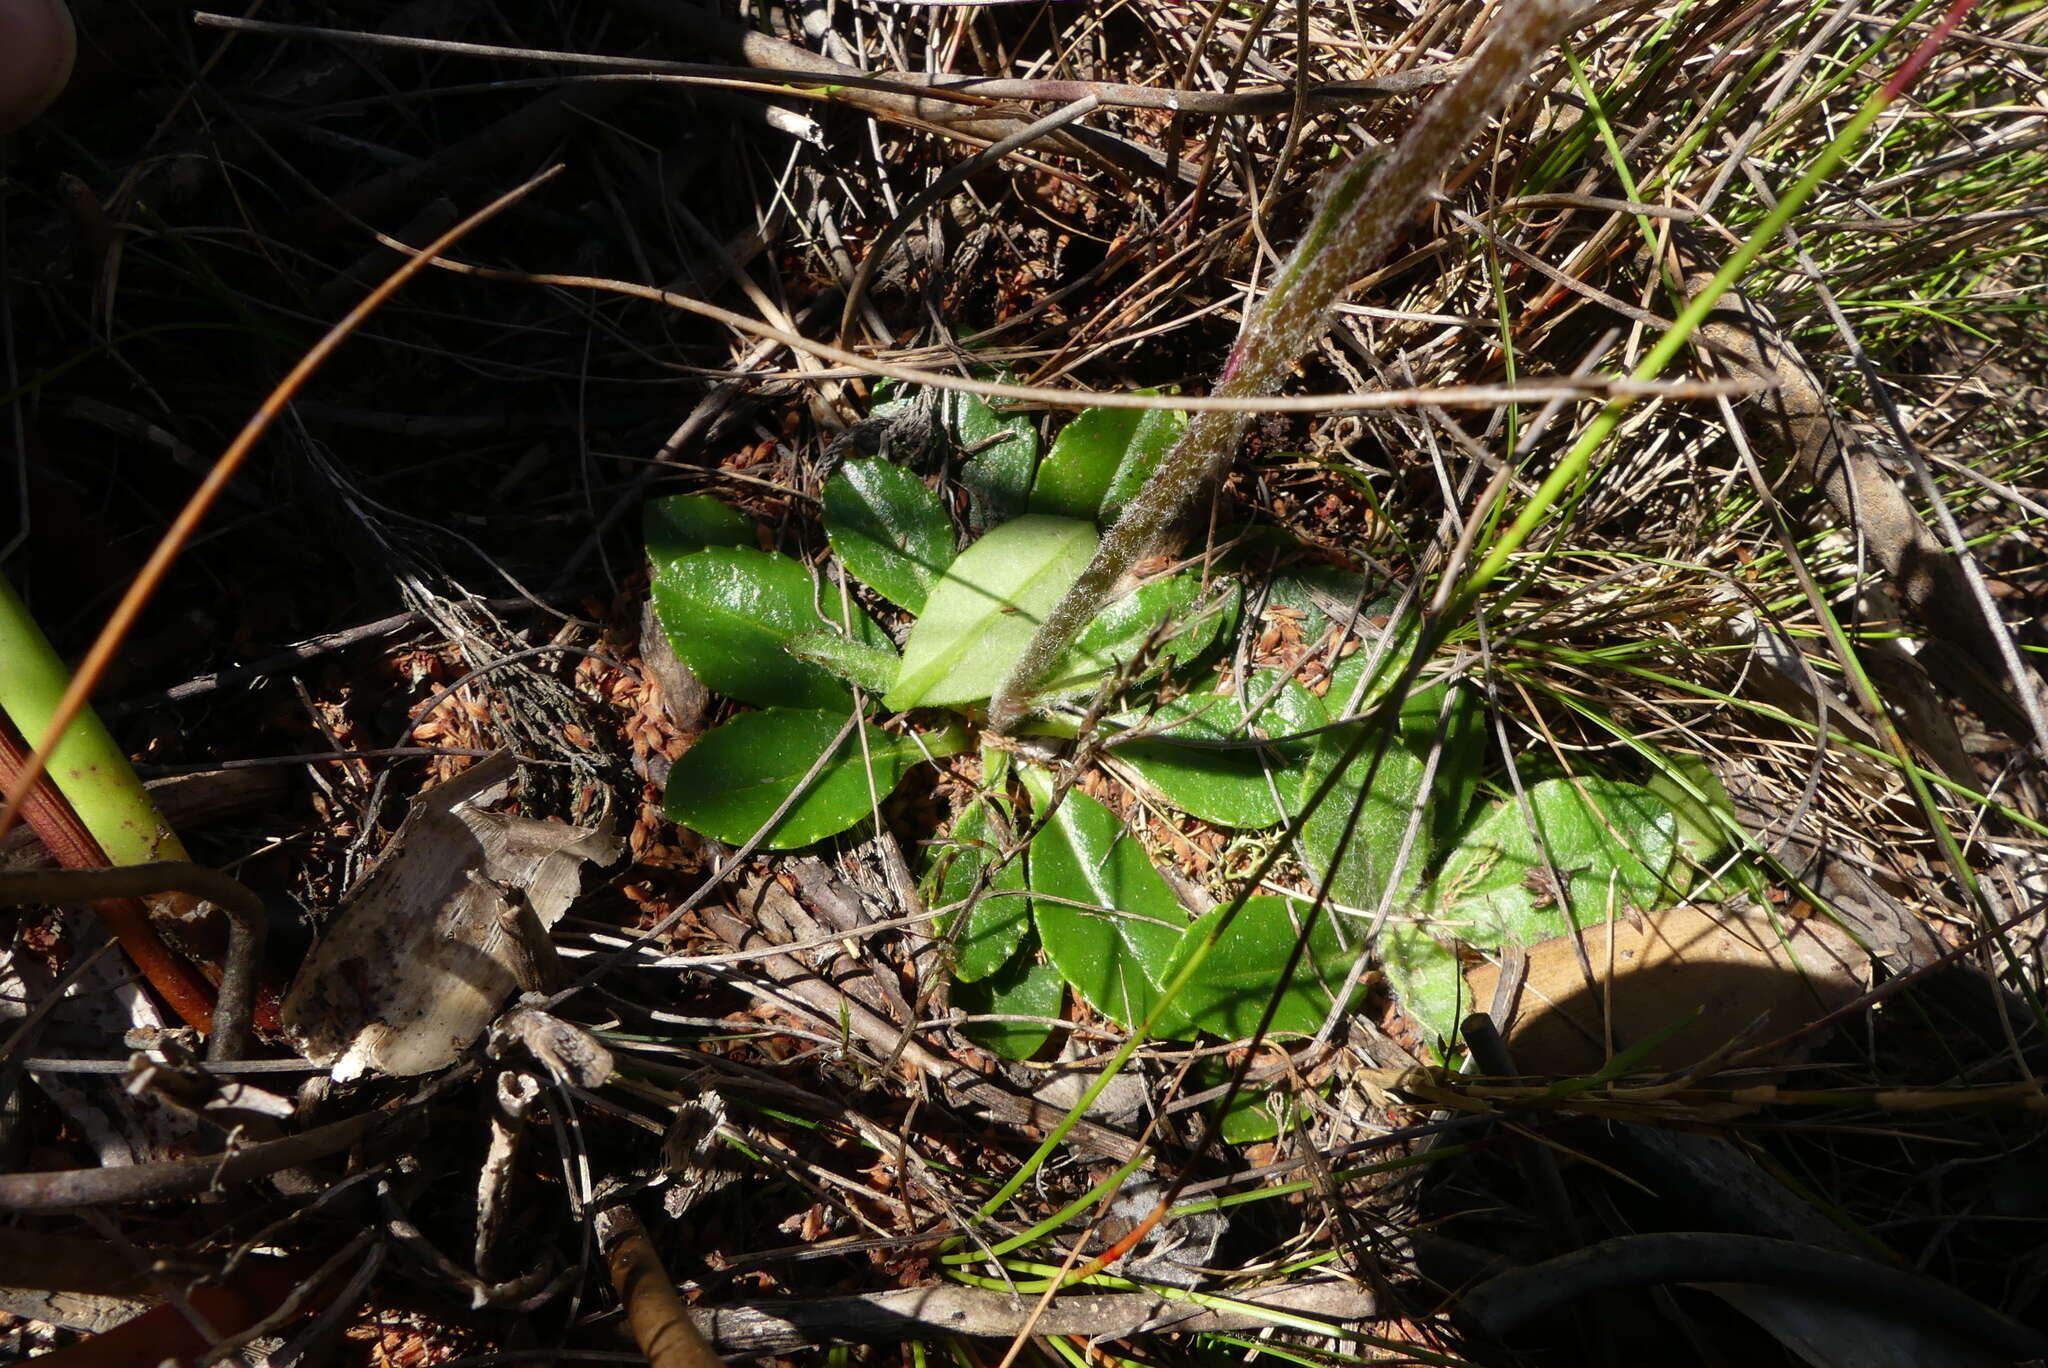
1322, 607, 1423, 721
1643, 752, 1737, 868
1194, 1059, 1306, 1145
1114, 676, 1323, 828
884, 516, 1099, 711
823, 459, 956, 613
652, 547, 887, 710
949, 392, 1039, 528
663, 708, 928, 849
1157, 896, 1362, 1040
1297, 717, 1430, 914
927, 797, 1031, 983
1380, 925, 1468, 1053
644, 494, 754, 564
952, 954, 1064, 1060
1029, 401, 1187, 523
1042, 575, 1234, 698
1433, 777, 1680, 949
1025, 783, 1187, 1028
785, 631, 900, 695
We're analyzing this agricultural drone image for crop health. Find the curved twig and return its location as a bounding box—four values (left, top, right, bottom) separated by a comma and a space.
0, 1111, 381, 1212
1458, 1232, 2048, 1360
0, 861, 265, 1061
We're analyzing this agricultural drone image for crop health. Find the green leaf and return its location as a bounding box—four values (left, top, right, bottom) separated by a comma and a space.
1025, 782, 1187, 1029
884, 516, 1099, 711
1114, 677, 1323, 828
1029, 401, 1187, 523
1380, 926, 1468, 1052
823, 459, 956, 613
948, 393, 1039, 528
1268, 566, 1377, 634
1403, 683, 1488, 856
1218, 1087, 1288, 1144
952, 954, 1064, 1060
1433, 777, 1679, 949
1297, 713, 1430, 914
786, 631, 900, 695
662, 709, 934, 849
644, 495, 754, 564
1642, 752, 1736, 868
1041, 575, 1233, 698
928, 797, 1031, 983
1158, 896, 1361, 1040
651, 547, 888, 710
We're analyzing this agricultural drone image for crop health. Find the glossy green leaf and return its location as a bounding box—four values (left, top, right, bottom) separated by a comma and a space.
1217, 1088, 1287, 1144
928, 797, 1031, 983
1380, 926, 1468, 1052
948, 392, 1039, 528
1114, 677, 1323, 828
651, 547, 887, 710
1433, 777, 1679, 949
663, 708, 936, 849
644, 495, 753, 564
1297, 713, 1430, 914
1041, 575, 1234, 699
1026, 783, 1187, 1028
1029, 401, 1187, 523
786, 631, 900, 695
1157, 896, 1362, 1040
822, 459, 956, 613
884, 516, 1099, 711
1268, 566, 1380, 634
952, 954, 1064, 1060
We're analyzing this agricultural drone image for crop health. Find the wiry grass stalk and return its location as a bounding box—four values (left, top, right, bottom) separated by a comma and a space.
985, 0, 1589, 731
1445, 0, 1984, 621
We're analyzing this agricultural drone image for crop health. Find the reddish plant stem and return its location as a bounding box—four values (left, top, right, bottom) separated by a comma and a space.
0, 721, 215, 1032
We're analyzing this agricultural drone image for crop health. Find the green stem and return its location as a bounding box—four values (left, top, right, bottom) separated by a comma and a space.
0, 575, 187, 867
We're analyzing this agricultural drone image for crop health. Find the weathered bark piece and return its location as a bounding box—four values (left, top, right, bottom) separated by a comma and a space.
283, 753, 617, 1080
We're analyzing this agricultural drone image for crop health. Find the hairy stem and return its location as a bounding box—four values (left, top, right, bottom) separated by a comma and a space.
985, 0, 1586, 730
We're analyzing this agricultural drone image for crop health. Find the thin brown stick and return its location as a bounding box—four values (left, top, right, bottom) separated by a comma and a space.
386, 252, 1759, 413
0, 1112, 382, 1213
683, 1280, 1379, 1354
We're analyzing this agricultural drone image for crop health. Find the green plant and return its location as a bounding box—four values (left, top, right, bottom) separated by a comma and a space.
647, 391, 1750, 1068
0, 573, 223, 1037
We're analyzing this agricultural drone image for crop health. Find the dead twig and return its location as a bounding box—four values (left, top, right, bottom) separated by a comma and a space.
0, 861, 264, 1061
0, 1111, 384, 1212
701, 902, 1143, 1162
682, 1280, 1379, 1354
596, 1201, 725, 1368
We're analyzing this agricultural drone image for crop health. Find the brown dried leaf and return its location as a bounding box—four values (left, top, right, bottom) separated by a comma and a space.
1465, 903, 1868, 1076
